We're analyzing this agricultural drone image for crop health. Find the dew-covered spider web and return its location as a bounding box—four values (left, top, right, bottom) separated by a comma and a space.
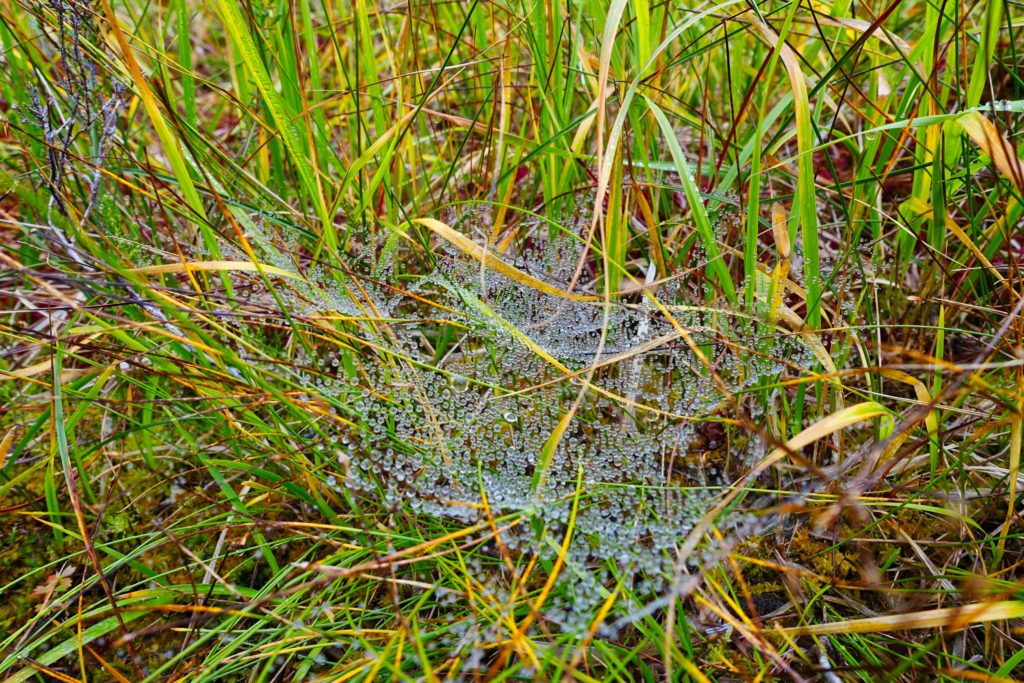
227, 205, 848, 645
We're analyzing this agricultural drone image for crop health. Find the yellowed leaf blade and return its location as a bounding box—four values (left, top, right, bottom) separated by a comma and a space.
783, 600, 1024, 636
0, 427, 16, 470
754, 19, 820, 326
676, 402, 886, 561
411, 218, 599, 301
129, 260, 303, 281
762, 402, 888, 474
880, 369, 939, 439
960, 111, 1024, 194
2, 360, 54, 381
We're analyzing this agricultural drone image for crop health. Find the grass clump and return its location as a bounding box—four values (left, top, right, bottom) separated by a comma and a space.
1, 0, 1024, 679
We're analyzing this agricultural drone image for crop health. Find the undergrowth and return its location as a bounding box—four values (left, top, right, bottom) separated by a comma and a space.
1, 0, 1024, 679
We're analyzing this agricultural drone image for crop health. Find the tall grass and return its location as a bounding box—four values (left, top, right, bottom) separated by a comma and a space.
1, 0, 1023, 679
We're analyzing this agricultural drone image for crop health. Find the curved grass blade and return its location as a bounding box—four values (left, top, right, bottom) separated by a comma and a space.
645, 97, 736, 302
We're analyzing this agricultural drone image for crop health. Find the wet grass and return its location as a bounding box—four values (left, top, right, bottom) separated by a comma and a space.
1, 0, 1024, 679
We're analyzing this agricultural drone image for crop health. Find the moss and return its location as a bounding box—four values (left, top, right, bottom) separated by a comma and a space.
786, 527, 859, 580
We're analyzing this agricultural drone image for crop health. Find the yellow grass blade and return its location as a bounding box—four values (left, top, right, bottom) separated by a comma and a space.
783, 600, 1024, 636
0, 427, 16, 470
754, 19, 820, 327
408, 218, 600, 301
880, 370, 940, 441
129, 260, 304, 281
958, 111, 1024, 194
677, 402, 886, 560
